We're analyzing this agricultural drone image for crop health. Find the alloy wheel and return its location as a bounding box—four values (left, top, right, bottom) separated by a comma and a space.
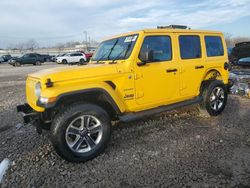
65, 115, 103, 153
209, 86, 225, 111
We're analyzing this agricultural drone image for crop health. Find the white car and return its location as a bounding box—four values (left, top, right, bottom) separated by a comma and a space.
56, 52, 86, 64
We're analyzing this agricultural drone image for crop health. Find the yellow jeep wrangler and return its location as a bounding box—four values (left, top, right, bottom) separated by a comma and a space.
17, 25, 230, 162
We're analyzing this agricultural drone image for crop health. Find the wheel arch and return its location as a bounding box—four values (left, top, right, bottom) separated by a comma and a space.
202, 69, 222, 81
199, 69, 223, 95
49, 88, 124, 120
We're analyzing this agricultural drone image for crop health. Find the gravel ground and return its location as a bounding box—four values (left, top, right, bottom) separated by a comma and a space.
0, 63, 250, 187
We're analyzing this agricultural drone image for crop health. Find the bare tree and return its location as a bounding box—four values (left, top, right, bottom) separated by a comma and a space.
16, 42, 26, 52
25, 39, 38, 51
223, 33, 250, 47
224, 33, 234, 47
56, 43, 65, 52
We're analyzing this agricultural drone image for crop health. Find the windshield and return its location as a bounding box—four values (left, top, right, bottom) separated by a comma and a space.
92, 34, 138, 61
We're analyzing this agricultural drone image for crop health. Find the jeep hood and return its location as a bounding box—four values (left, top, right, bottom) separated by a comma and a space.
28, 64, 118, 83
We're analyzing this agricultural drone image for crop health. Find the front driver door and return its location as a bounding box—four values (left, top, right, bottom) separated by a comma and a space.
134, 34, 180, 106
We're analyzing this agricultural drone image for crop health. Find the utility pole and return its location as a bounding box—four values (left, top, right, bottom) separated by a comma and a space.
83, 31, 88, 51
83, 31, 87, 43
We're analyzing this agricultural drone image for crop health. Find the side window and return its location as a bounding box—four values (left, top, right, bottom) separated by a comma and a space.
179, 35, 201, 59
205, 36, 224, 57
139, 36, 172, 62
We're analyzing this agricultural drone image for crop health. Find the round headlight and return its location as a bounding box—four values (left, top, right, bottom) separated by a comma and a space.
35, 82, 41, 97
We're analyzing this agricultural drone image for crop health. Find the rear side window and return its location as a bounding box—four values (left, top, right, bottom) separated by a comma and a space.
139, 36, 172, 62
179, 36, 201, 59
205, 36, 224, 57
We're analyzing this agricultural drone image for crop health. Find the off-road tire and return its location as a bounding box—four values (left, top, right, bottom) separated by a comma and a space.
50, 103, 111, 162
199, 80, 228, 116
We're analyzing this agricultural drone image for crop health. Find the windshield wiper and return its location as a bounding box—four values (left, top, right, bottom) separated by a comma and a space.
107, 39, 118, 60
95, 39, 119, 64
110, 41, 133, 64
95, 52, 109, 64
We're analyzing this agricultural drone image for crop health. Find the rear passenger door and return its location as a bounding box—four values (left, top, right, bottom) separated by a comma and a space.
177, 34, 206, 98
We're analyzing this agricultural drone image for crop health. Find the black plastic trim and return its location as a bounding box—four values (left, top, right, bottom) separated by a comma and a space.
105, 81, 116, 90
38, 88, 122, 114
16, 104, 39, 124
119, 96, 203, 122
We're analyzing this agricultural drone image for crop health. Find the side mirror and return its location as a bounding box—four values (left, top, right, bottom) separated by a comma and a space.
138, 50, 154, 66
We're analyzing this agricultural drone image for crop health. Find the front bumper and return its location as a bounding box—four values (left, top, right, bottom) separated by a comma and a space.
8, 61, 16, 65
17, 103, 39, 124
17, 103, 44, 134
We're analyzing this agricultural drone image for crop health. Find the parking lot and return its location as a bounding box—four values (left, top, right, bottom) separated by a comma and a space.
0, 63, 250, 187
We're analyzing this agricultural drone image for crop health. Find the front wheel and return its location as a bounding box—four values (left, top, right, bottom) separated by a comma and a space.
200, 80, 228, 116
50, 103, 111, 162
14, 62, 21, 67
62, 59, 67, 64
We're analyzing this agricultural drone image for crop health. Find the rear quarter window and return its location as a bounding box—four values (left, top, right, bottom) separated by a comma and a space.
205, 36, 224, 57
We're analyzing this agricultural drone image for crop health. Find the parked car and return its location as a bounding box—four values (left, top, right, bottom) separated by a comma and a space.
40, 54, 52, 62
52, 54, 66, 62
77, 51, 93, 62
9, 53, 45, 67
18, 26, 230, 162
2, 55, 12, 62
237, 57, 250, 66
56, 52, 86, 64
229, 41, 250, 66
0, 56, 4, 63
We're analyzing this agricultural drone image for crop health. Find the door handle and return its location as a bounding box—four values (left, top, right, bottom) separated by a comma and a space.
166, 68, 178, 73
195, 65, 204, 69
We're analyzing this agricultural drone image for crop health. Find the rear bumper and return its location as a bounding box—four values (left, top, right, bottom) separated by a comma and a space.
17, 103, 39, 124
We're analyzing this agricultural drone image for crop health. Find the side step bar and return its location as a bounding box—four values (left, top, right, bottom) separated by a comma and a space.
119, 96, 203, 122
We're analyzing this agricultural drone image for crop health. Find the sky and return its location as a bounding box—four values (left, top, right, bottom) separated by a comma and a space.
0, 0, 250, 48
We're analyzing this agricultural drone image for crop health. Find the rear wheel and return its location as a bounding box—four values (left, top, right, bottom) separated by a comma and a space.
36, 61, 41, 66
200, 80, 227, 116
79, 58, 85, 64
50, 103, 111, 162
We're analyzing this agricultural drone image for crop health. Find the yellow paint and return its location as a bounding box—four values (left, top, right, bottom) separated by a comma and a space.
25, 28, 229, 113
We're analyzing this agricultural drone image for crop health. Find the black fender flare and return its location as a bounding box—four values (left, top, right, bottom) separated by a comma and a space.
37, 88, 122, 115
